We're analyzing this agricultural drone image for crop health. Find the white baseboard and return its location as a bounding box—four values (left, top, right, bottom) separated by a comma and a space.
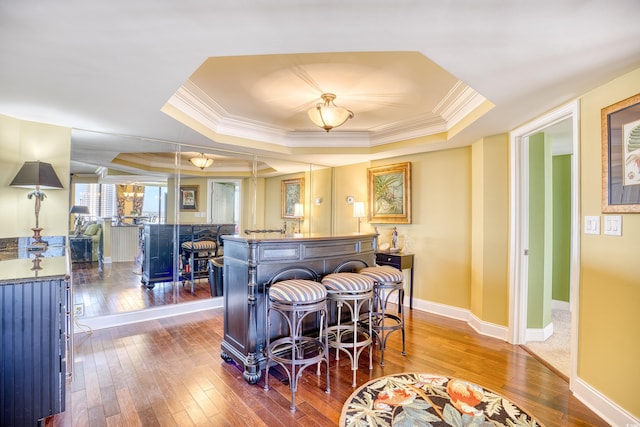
572, 376, 640, 426
552, 299, 570, 311
74, 297, 224, 332
412, 298, 471, 323
526, 322, 554, 342
411, 297, 508, 341
469, 313, 509, 341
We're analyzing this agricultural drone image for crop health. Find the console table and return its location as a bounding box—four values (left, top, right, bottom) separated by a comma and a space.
221, 232, 377, 384
376, 251, 415, 309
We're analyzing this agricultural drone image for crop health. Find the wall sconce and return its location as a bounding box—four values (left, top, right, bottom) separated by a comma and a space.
353, 201, 365, 233
189, 153, 214, 170
10, 161, 64, 248
293, 203, 304, 232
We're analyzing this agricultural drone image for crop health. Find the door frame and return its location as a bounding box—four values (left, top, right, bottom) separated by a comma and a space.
508, 100, 580, 385
207, 179, 242, 229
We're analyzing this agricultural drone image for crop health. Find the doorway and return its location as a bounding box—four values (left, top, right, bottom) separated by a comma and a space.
208, 179, 241, 231
509, 100, 580, 385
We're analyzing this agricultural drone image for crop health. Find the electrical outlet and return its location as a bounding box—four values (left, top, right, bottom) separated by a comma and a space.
74, 303, 84, 318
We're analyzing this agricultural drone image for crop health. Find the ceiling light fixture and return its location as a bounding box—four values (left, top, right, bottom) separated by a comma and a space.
189, 153, 213, 170
307, 93, 354, 132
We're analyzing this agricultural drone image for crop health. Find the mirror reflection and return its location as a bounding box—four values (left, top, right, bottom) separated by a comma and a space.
69, 131, 332, 319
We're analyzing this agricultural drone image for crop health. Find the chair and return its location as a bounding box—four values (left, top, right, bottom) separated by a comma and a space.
321, 260, 375, 387
358, 265, 406, 367
263, 267, 330, 411
180, 227, 220, 294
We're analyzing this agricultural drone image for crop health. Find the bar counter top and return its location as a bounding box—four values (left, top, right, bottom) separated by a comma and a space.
223, 231, 377, 243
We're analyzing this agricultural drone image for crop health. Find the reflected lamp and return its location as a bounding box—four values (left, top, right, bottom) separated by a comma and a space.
353, 201, 365, 233
293, 203, 304, 232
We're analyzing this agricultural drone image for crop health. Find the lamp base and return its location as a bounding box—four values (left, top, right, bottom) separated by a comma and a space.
28, 227, 48, 251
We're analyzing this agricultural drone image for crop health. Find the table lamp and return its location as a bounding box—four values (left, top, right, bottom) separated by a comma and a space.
10, 161, 64, 248
70, 205, 91, 235
293, 203, 304, 233
353, 201, 365, 233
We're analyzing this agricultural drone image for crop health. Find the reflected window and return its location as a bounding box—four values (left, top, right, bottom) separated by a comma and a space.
73, 183, 167, 223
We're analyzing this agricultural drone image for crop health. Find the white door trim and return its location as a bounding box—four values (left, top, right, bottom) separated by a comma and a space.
508, 100, 580, 387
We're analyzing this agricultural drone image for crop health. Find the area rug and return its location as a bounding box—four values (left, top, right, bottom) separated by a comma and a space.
340, 372, 542, 426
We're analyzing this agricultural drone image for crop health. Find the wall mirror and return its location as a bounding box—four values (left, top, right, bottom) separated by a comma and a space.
69, 130, 334, 320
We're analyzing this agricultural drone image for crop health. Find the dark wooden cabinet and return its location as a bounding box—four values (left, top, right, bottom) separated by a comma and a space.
141, 224, 235, 288
221, 233, 377, 383
375, 251, 415, 309
1, 255, 70, 426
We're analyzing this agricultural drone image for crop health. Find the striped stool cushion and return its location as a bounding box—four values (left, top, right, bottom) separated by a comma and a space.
269, 280, 327, 303
181, 240, 217, 251
322, 273, 374, 292
358, 266, 404, 283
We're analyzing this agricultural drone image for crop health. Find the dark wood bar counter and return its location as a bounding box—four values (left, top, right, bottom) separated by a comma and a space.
220, 232, 377, 383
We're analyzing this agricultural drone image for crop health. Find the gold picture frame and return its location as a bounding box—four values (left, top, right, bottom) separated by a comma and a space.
180, 185, 198, 211
602, 92, 640, 213
282, 178, 304, 218
368, 162, 411, 223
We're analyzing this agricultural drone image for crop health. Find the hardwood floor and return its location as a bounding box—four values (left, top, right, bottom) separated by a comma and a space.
72, 261, 213, 318
49, 304, 608, 426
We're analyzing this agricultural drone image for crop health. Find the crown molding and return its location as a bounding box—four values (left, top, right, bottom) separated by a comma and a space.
166, 79, 487, 151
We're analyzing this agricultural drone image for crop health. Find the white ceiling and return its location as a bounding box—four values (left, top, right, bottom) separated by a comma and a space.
1, 1, 639, 176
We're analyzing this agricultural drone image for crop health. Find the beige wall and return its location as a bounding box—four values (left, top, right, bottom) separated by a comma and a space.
331, 149, 473, 309
471, 134, 510, 326
0, 114, 70, 239
578, 67, 640, 418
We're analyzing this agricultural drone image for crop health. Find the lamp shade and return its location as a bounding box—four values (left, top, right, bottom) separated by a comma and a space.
70, 205, 90, 215
353, 202, 365, 218
10, 161, 64, 189
293, 203, 304, 218
189, 153, 214, 170
307, 93, 353, 132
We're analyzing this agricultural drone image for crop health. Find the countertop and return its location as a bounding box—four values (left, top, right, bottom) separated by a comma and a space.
0, 241, 69, 283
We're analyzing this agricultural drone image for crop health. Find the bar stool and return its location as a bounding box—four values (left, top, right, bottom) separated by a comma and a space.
263, 267, 330, 411
321, 262, 375, 387
358, 265, 406, 367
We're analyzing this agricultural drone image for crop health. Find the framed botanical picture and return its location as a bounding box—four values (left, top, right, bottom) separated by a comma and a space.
602, 93, 640, 213
368, 162, 412, 223
180, 185, 198, 211
282, 178, 304, 218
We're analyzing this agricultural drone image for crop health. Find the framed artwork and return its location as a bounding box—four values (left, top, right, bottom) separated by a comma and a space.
602, 93, 640, 213
368, 162, 412, 223
180, 185, 198, 211
282, 178, 304, 218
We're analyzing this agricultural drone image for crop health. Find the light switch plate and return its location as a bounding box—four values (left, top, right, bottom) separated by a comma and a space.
584, 215, 600, 235
603, 215, 622, 236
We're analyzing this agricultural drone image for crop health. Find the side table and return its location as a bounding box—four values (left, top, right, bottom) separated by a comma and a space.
375, 251, 415, 309
69, 236, 92, 263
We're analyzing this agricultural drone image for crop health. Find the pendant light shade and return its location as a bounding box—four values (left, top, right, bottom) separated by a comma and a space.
189, 153, 213, 170
307, 93, 353, 132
